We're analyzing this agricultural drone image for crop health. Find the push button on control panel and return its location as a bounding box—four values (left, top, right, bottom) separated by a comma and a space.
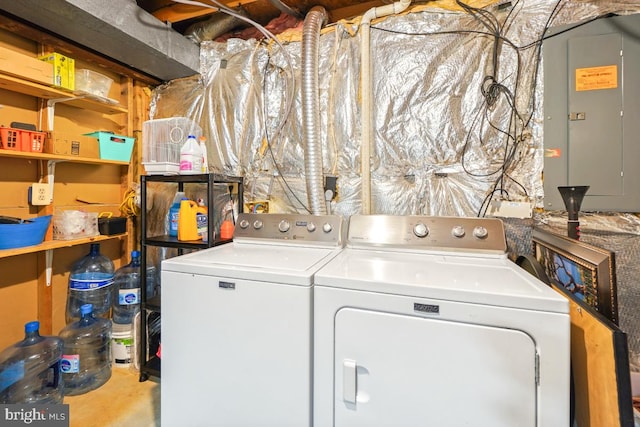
473, 226, 488, 239
413, 223, 429, 238
278, 220, 290, 232
452, 225, 465, 238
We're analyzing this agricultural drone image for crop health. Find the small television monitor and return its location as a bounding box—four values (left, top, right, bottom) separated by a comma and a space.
531, 228, 619, 325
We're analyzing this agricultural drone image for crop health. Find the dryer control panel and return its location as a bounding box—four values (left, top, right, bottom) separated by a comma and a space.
347, 215, 507, 254
234, 213, 345, 246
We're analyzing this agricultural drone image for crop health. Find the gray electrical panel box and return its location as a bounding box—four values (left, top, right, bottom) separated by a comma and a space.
543, 14, 640, 211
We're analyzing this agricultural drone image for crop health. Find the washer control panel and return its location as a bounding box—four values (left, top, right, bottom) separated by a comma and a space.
348, 215, 507, 254
235, 213, 344, 246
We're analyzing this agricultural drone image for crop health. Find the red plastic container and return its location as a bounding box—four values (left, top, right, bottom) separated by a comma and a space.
18, 130, 45, 152
0, 127, 21, 150
30, 131, 45, 152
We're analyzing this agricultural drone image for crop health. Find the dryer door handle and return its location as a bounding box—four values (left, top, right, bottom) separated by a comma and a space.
343, 359, 357, 404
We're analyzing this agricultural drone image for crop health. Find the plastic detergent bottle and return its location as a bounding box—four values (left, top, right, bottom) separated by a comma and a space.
199, 136, 208, 173
196, 199, 208, 242
178, 199, 201, 241
220, 219, 234, 240
59, 304, 112, 396
112, 250, 141, 325
179, 134, 202, 175
167, 191, 186, 238
66, 243, 115, 324
0, 321, 64, 404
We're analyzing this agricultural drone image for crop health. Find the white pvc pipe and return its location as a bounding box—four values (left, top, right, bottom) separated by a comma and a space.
360, 0, 411, 214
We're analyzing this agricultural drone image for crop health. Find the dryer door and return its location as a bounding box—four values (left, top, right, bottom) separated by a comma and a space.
334, 308, 537, 427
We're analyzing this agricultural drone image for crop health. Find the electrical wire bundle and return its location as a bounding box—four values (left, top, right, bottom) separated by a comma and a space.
119, 187, 139, 217
370, 0, 620, 217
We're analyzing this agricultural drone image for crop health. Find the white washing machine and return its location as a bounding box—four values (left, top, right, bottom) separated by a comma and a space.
314, 215, 570, 427
161, 213, 345, 427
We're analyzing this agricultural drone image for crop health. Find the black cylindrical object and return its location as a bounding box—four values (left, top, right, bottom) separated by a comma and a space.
558, 186, 589, 240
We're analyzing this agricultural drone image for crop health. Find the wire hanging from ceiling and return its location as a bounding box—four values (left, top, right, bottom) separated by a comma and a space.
367, 0, 572, 217
171, 0, 309, 211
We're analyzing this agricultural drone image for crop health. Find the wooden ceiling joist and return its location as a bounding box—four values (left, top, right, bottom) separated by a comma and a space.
152, 1, 259, 23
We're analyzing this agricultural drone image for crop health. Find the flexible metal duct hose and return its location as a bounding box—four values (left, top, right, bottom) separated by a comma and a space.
301, 6, 329, 215
184, 9, 248, 44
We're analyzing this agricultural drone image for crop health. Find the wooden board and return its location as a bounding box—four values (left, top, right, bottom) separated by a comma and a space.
516, 254, 634, 426
0, 255, 39, 345
0, 15, 140, 353
552, 284, 634, 426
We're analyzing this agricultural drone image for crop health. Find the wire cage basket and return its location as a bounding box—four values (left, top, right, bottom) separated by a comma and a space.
142, 117, 202, 175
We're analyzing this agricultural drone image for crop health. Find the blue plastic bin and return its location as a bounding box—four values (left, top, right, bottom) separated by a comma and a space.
84, 131, 135, 162
0, 215, 52, 250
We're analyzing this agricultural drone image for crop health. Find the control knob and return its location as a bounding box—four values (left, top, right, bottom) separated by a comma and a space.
253, 220, 263, 230
413, 223, 429, 238
473, 226, 488, 239
452, 225, 465, 238
278, 220, 291, 232
239, 219, 250, 229
322, 223, 333, 233
307, 222, 316, 232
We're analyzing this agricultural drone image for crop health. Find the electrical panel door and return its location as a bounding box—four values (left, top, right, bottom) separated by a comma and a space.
543, 14, 640, 211
567, 33, 622, 197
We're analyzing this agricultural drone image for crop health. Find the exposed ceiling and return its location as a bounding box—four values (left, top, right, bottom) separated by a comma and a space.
0, 0, 420, 84
0, 0, 498, 83
136, 0, 398, 31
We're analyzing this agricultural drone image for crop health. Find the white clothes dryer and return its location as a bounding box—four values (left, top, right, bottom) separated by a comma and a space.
161, 213, 345, 427
313, 215, 570, 427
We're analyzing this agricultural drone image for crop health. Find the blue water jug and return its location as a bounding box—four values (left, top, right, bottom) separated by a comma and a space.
0, 321, 64, 404
59, 304, 112, 395
66, 243, 115, 323
112, 250, 142, 324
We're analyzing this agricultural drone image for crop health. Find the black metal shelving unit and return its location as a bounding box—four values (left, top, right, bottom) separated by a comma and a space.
139, 173, 244, 382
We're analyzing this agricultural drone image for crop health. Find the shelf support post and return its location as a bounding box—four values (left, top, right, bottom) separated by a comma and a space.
36, 250, 54, 334
45, 249, 53, 287
47, 160, 56, 203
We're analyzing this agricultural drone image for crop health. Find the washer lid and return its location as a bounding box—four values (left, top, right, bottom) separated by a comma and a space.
161, 242, 343, 285
314, 248, 568, 313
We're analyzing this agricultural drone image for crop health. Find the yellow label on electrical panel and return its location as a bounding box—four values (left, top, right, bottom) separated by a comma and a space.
575, 65, 617, 91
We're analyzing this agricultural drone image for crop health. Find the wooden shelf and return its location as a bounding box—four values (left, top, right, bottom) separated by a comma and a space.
0, 148, 129, 165
0, 233, 127, 259
0, 72, 128, 115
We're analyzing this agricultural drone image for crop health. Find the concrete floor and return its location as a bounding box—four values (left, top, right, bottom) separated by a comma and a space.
64, 368, 159, 427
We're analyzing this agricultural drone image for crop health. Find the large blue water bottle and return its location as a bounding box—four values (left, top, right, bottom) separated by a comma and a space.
0, 321, 64, 404
59, 304, 112, 395
66, 243, 115, 324
112, 250, 142, 324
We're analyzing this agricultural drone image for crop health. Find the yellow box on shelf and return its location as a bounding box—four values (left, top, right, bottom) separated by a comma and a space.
39, 52, 75, 90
